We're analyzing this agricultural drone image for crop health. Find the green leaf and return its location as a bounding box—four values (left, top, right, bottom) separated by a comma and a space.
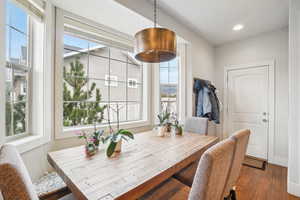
103, 135, 112, 144
107, 141, 117, 157
119, 130, 134, 139
121, 135, 128, 142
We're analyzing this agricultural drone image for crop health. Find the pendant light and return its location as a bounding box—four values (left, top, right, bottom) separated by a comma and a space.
134, 0, 177, 63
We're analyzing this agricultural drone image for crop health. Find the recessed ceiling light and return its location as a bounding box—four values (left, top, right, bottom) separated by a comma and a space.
233, 24, 244, 31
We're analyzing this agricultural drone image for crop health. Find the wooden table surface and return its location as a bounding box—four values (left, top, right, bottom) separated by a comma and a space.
48, 131, 218, 200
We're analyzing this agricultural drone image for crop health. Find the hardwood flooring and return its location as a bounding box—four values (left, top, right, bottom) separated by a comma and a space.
236, 164, 300, 200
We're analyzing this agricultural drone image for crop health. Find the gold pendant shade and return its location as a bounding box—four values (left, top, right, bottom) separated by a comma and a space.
134, 27, 177, 63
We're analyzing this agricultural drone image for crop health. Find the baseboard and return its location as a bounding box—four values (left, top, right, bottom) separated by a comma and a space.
288, 181, 300, 197
268, 156, 288, 167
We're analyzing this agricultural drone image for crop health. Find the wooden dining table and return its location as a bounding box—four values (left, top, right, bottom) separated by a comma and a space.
47, 131, 218, 200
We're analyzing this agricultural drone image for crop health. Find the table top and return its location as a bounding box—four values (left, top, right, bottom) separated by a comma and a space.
47, 131, 218, 200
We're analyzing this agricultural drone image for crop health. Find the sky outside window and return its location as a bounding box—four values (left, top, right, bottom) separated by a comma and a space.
5, 0, 28, 64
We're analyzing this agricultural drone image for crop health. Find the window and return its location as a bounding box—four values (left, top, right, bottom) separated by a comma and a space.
62, 33, 144, 130
4, 0, 45, 143
5, 0, 30, 137
159, 58, 179, 115
128, 79, 138, 88
105, 75, 118, 87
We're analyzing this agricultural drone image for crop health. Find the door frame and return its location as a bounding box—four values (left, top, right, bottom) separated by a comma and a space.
223, 60, 275, 162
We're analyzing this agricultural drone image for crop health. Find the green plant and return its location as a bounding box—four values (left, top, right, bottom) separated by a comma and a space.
104, 104, 134, 157
63, 57, 107, 127
6, 94, 26, 136
105, 129, 134, 157
157, 109, 171, 126
172, 119, 183, 135
78, 124, 105, 148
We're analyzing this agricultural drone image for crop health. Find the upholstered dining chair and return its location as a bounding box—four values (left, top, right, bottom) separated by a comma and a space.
223, 129, 251, 200
174, 117, 209, 186
0, 144, 75, 200
184, 117, 208, 135
139, 137, 236, 200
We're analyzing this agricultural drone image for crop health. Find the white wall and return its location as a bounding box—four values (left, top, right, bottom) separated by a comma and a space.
215, 28, 289, 166
288, 0, 300, 197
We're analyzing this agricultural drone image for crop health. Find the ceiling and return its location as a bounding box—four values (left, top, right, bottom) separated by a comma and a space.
50, 0, 152, 37
152, 0, 289, 45
51, 0, 289, 46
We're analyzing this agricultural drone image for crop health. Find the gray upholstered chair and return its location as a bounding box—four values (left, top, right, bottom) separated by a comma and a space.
173, 117, 209, 186
184, 117, 208, 135
139, 137, 236, 200
223, 129, 251, 200
0, 144, 75, 200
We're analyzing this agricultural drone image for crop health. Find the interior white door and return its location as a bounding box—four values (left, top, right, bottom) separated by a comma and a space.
227, 66, 269, 160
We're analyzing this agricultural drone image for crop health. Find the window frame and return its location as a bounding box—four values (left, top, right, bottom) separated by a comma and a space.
153, 44, 187, 125
4, 5, 33, 140
55, 8, 151, 139
0, 0, 54, 153
159, 59, 180, 115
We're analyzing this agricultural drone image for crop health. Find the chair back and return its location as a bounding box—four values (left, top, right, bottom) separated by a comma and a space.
222, 129, 251, 197
0, 144, 39, 200
188, 138, 236, 200
184, 117, 208, 135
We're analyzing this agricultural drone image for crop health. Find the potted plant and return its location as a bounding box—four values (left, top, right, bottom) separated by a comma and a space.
105, 104, 134, 157
105, 129, 134, 157
172, 119, 183, 136
91, 123, 105, 149
156, 109, 171, 137
78, 131, 101, 157
170, 113, 183, 136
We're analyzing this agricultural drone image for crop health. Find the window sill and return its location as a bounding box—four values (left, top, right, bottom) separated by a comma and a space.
56, 120, 152, 139
7, 134, 51, 154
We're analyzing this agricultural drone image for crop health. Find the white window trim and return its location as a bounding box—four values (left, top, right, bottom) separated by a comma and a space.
5, 1, 54, 153
153, 43, 187, 125
54, 8, 151, 139
0, 1, 6, 146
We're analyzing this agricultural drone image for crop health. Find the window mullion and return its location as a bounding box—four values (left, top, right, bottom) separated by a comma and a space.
126, 56, 128, 121
108, 48, 111, 123
10, 68, 14, 136
140, 64, 144, 120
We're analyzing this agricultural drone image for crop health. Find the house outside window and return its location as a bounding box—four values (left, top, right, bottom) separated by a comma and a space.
61, 33, 145, 131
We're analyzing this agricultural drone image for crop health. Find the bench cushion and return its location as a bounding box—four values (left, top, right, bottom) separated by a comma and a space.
34, 172, 67, 197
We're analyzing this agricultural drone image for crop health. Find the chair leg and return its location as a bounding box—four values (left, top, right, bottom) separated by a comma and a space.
224, 193, 231, 200
230, 189, 237, 200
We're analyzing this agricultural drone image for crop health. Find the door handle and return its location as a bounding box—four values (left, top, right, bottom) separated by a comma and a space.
262, 119, 268, 123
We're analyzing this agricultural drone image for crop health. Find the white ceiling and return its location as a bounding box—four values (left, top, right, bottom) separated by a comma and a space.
50, 0, 289, 46
50, 0, 152, 37
154, 0, 289, 45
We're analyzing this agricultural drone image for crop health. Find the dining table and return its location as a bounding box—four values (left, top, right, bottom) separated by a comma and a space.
47, 130, 218, 200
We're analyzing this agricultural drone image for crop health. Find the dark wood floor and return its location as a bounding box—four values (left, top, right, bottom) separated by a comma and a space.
236, 164, 300, 200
